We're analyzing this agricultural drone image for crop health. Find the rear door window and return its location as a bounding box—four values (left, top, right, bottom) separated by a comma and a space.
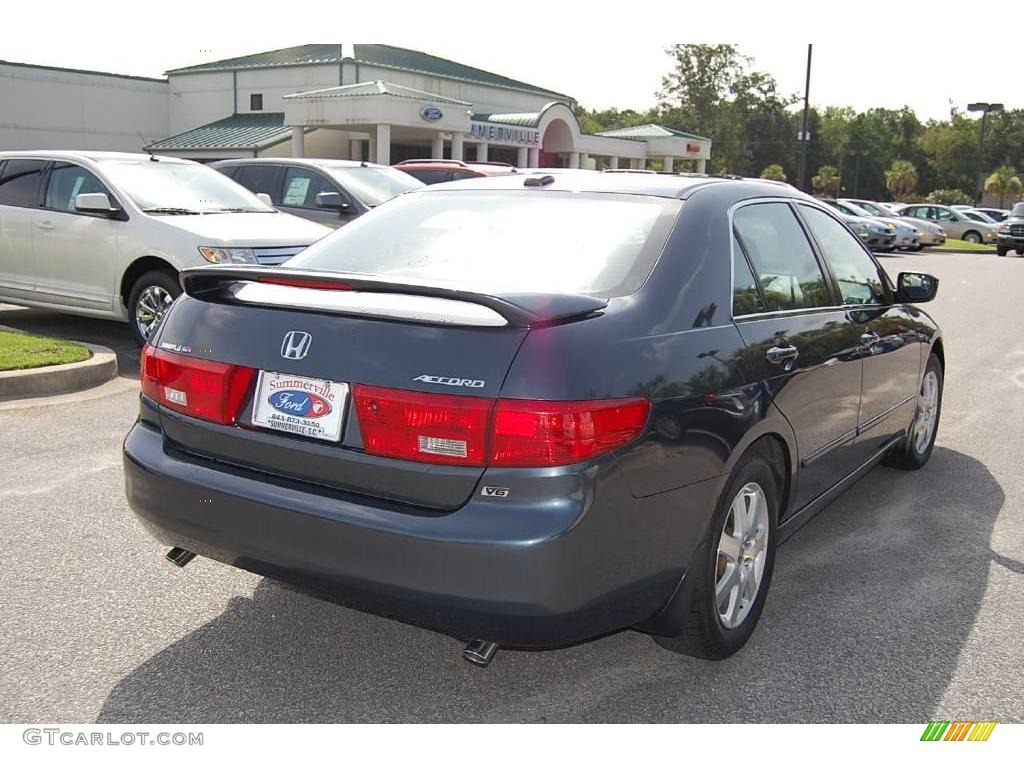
405, 169, 453, 184
0, 159, 48, 207
235, 165, 285, 204
44, 163, 115, 214
733, 202, 831, 311
732, 234, 764, 315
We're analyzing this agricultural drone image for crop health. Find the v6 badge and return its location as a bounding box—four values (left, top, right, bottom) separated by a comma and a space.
480, 486, 510, 499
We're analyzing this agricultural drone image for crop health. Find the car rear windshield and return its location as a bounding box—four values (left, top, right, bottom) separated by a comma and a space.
286, 190, 681, 297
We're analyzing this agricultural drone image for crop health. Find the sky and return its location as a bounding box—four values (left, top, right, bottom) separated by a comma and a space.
4, 1, 1020, 123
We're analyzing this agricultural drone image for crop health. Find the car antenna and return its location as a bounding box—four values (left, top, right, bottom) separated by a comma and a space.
138, 133, 158, 161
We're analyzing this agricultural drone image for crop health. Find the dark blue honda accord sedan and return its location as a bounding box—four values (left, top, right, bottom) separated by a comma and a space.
123, 172, 943, 665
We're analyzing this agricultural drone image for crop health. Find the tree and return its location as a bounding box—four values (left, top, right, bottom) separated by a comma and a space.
885, 160, 919, 201
984, 165, 1023, 208
926, 188, 973, 206
760, 164, 787, 181
919, 115, 978, 197
811, 165, 840, 197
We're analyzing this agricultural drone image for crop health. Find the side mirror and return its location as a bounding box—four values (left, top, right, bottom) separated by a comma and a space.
75, 192, 115, 214
316, 191, 352, 213
895, 272, 939, 303
255, 192, 274, 207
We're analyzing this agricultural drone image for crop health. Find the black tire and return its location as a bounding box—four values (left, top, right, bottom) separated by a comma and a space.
962, 231, 982, 244
997, 247, 1008, 257
128, 270, 180, 346
912, 243, 924, 252
884, 353, 943, 470
655, 450, 779, 659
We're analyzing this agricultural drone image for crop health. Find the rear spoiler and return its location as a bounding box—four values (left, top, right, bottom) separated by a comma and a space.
179, 266, 608, 329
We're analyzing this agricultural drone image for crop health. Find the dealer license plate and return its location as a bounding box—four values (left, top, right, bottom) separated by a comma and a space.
251, 370, 347, 442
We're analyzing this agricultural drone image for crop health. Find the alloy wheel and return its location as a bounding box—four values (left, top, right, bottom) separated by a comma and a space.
716, 482, 770, 629
135, 285, 174, 341
912, 370, 940, 454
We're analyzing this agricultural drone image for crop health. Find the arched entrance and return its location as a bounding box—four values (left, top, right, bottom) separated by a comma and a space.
535, 103, 581, 167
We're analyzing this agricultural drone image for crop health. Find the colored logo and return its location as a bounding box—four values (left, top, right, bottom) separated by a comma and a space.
920, 721, 997, 742
420, 106, 444, 121
268, 390, 332, 419
280, 331, 311, 360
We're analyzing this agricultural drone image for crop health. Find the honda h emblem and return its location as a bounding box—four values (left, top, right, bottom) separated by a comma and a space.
280, 331, 312, 360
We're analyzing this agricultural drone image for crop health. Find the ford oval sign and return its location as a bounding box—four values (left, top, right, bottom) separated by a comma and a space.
421, 106, 444, 122
268, 390, 333, 419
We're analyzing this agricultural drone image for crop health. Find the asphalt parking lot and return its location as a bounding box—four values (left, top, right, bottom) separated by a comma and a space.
1, 250, 1022, 723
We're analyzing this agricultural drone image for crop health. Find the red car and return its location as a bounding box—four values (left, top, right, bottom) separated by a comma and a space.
393, 159, 517, 184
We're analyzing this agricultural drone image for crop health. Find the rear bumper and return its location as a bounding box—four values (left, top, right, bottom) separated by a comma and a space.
123, 421, 720, 646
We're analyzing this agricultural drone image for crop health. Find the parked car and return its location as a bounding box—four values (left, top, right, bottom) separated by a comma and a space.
841, 199, 946, 247
213, 158, 423, 228
0, 152, 330, 344
393, 159, 518, 184
972, 207, 1010, 223
995, 202, 1024, 256
124, 174, 944, 665
826, 205, 896, 251
897, 203, 998, 244
961, 209, 998, 224
830, 199, 919, 250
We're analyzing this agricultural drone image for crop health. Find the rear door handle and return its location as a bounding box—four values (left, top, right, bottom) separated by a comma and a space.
766, 344, 799, 365
35, 221, 55, 230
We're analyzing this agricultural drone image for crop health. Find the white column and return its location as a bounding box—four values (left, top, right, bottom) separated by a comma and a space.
631, 157, 644, 170
291, 126, 305, 158
696, 158, 707, 174
477, 142, 489, 162
568, 151, 580, 168
663, 156, 675, 174
608, 156, 619, 170
349, 140, 363, 162
516, 146, 529, 168
374, 123, 391, 165
431, 133, 445, 160
451, 132, 464, 161
527, 147, 539, 167
579, 153, 590, 169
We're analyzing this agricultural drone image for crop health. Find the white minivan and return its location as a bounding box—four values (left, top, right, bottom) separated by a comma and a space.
0, 151, 331, 344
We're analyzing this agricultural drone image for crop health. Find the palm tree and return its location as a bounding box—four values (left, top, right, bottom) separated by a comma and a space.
885, 160, 919, 202
984, 165, 1023, 208
811, 165, 840, 198
760, 164, 787, 182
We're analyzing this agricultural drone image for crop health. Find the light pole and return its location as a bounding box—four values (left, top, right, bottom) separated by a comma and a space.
849, 149, 868, 197
967, 102, 1003, 204
796, 44, 813, 193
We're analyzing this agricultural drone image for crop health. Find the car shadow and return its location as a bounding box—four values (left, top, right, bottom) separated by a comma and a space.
0, 305, 140, 378
97, 446, 1003, 723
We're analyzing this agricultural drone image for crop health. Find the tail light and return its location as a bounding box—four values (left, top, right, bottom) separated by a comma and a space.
490, 398, 650, 467
141, 345, 255, 425
353, 385, 649, 468
353, 385, 492, 466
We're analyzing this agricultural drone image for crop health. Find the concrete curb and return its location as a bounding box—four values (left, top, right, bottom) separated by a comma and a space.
0, 332, 118, 400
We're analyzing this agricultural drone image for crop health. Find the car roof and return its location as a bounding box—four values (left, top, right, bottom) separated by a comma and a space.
394, 159, 515, 175
0, 150, 194, 165
416, 171, 807, 201
212, 157, 390, 170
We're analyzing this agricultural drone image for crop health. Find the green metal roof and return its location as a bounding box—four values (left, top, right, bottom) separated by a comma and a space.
471, 111, 542, 127
167, 44, 571, 100
286, 80, 471, 106
597, 123, 710, 142
145, 112, 295, 151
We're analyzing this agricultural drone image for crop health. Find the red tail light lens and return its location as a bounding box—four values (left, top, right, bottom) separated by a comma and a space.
353, 385, 649, 468
353, 385, 493, 466
490, 398, 650, 467
141, 345, 255, 425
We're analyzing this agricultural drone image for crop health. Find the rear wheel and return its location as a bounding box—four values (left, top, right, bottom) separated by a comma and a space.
997, 247, 1008, 257
128, 270, 180, 346
884, 354, 942, 470
963, 231, 982, 244
655, 451, 779, 659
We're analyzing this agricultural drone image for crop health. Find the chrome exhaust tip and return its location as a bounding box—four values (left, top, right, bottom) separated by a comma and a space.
166, 547, 196, 567
462, 639, 499, 667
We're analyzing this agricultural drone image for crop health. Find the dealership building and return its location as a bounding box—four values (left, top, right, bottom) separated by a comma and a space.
0, 44, 711, 171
